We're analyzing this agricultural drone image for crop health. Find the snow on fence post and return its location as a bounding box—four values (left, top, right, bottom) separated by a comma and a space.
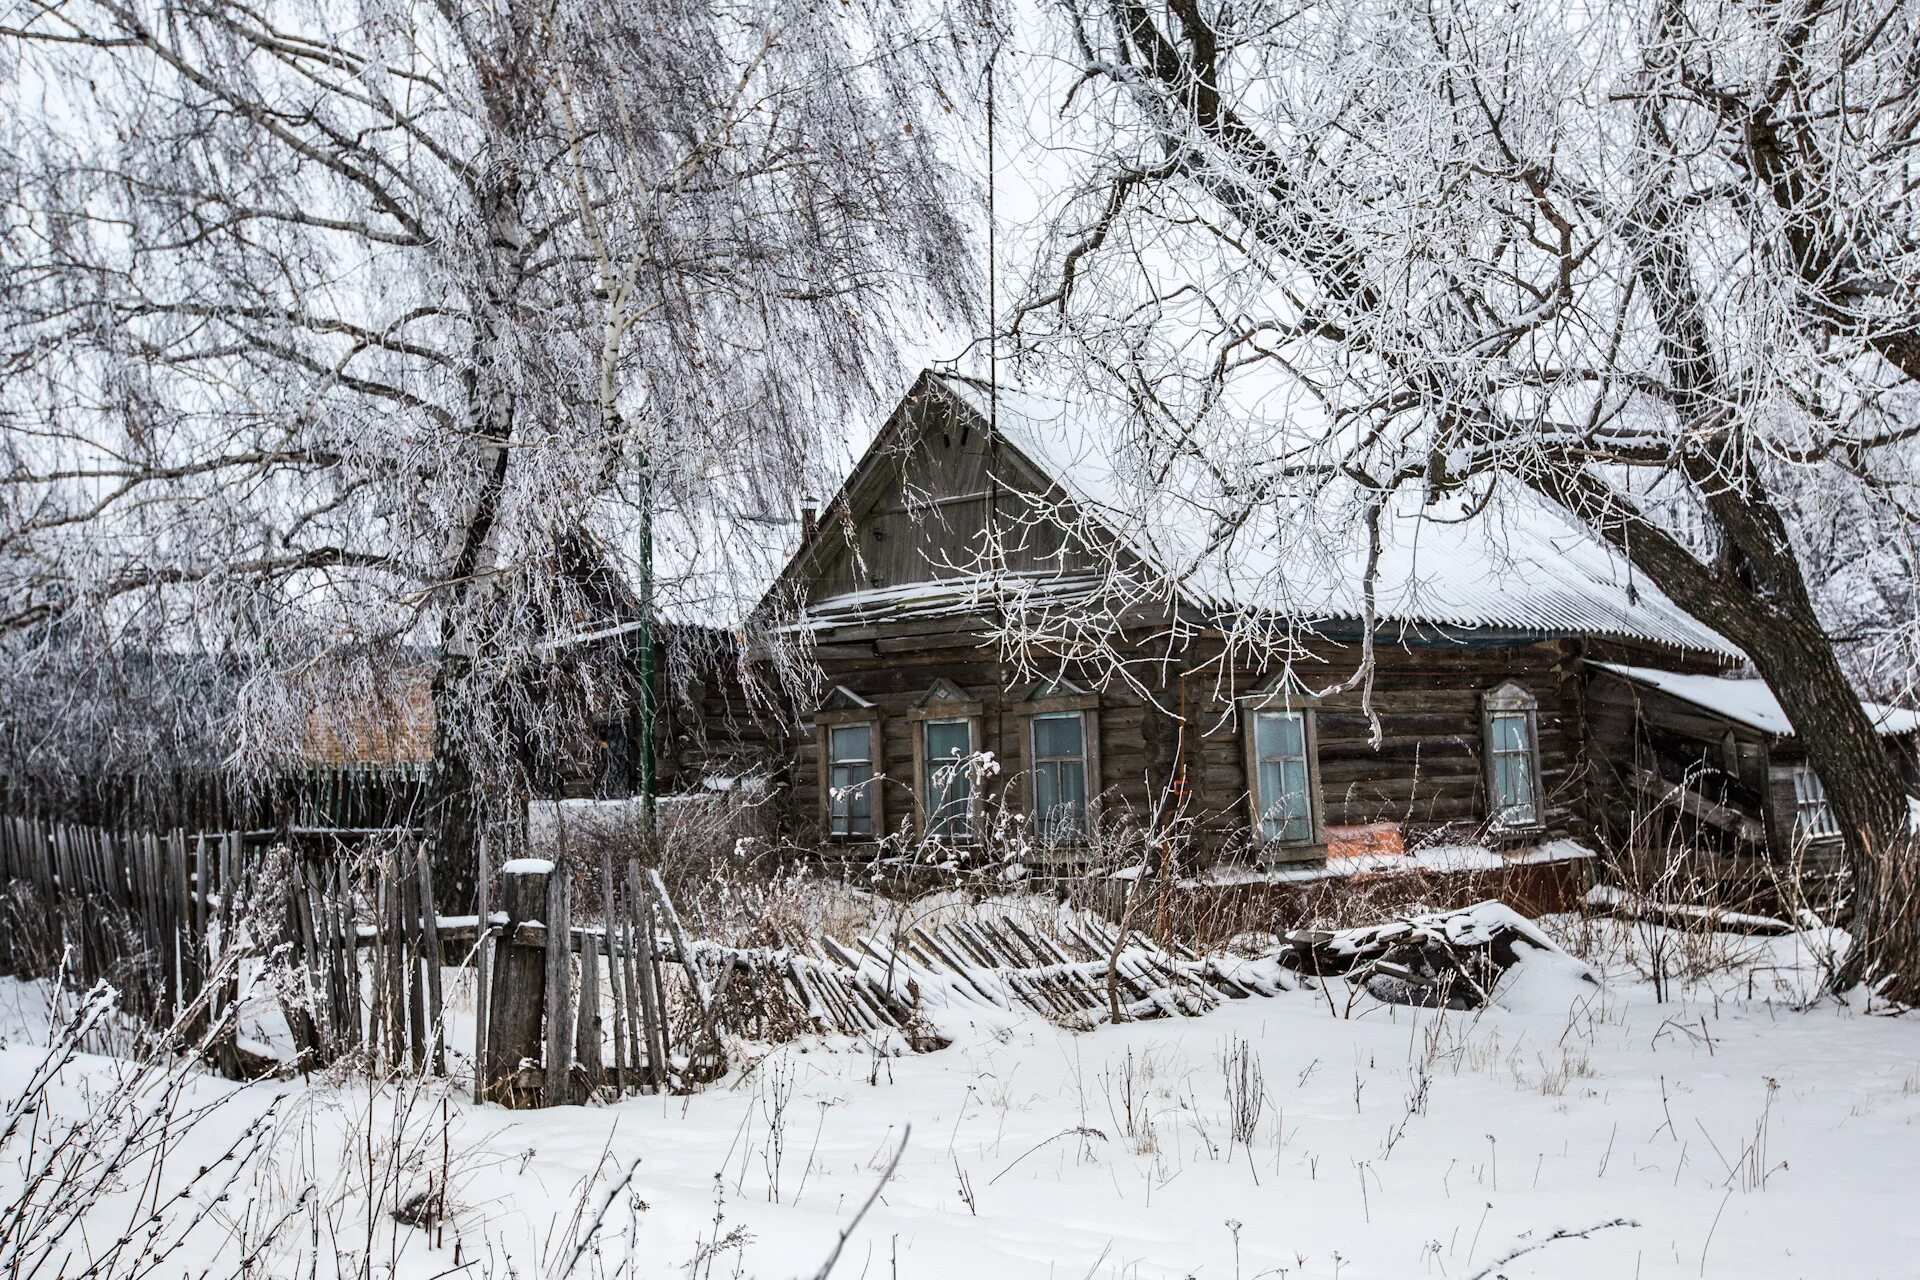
485, 858, 551, 1108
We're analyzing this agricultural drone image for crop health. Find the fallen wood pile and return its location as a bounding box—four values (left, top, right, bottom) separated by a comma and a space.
1283, 900, 1576, 1008
700, 907, 1292, 1043
1581, 884, 1798, 936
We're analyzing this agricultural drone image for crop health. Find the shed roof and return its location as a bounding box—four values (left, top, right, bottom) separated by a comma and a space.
1590, 662, 1920, 737
930, 372, 1738, 657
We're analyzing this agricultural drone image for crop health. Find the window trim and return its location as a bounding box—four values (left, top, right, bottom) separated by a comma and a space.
1016, 679, 1101, 847
814, 685, 882, 841
907, 680, 984, 841
1242, 705, 1324, 856
914, 715, 979, 841
1026, 709, 1096, 846
1481, 681, 1544, 831
1789, 763, 1841, 845
824, 720, 880, 840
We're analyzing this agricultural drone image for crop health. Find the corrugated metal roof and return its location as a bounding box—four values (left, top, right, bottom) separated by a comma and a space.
936, 373, 1738, 658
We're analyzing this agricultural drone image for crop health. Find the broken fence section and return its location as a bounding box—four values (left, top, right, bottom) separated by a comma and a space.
697, 909, 1294, 1043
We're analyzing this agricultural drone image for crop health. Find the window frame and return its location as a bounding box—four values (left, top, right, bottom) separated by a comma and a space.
1789, 764, 1842, 845
908, 680, 985, 842
814, 685, 883, 842
1238, 679, 1324, 861
1481, 682, 1545, 831
1029, 710, 1092, 845
1017, 679, 1102, 849
825, 720, 879, 839
1244, 706, 1324, 853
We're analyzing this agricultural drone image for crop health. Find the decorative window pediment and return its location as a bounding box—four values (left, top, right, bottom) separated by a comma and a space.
818, 684, 874, 713
1482, 681, 1543, 829
1241, 668, 1320, 712
1483, 681, 1537, 713
908, 678, 983, 721
1021, 674, 1098, 714
1028, 676, 1084, 701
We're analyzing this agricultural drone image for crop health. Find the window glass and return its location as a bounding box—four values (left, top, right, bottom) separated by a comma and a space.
923, 719, 972, 839
1791, 766, 1840, 842
1031, 712, 1087, 841
827, 723, 873, 837
1488, 710, 1537, 825
1253, 710, 1313, 843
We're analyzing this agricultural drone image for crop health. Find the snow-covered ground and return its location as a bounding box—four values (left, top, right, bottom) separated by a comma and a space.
4, 918, 1918, 1279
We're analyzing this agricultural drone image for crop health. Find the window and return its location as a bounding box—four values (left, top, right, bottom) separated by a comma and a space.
1030, 712, 1089, 841
1251, 710, 1315, 844
1482, 683, 1542, 828
815, 685, 881, 840
1791, 766, 1841, 843
922, 718, 974, 840
827, 723, 875, 837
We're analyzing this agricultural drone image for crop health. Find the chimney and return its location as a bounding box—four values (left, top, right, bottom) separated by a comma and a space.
799, 503, 818, 543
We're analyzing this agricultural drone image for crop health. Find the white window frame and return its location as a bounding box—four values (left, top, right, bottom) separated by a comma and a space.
815, 685, 882, 841
1482, 682, 1544, 830
1790, 765, 1841, 844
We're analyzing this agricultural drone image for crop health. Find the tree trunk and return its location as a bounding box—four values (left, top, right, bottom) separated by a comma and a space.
1541, 462, 1915, 998
1087, 0, 1920, 999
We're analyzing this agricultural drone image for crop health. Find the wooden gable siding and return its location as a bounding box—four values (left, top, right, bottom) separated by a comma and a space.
805, 390, 1102, 599
796, 624, 1590, 858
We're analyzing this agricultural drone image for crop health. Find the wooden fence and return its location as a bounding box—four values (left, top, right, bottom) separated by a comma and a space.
2, 815, 1291, 1104
471, 857, 723, 1107
0, 816, 448, 1078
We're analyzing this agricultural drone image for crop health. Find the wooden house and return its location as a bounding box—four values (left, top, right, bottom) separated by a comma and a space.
1584, 662, 1920, 872
760, 371, 1769, 877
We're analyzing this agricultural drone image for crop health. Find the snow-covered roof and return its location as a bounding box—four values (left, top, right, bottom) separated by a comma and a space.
933, 373, 1738, 656
1590, 662, 1920, 737
788, 571, 1115, 632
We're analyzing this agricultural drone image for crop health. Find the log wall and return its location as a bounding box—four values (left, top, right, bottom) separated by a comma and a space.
796, 624, 1597, 866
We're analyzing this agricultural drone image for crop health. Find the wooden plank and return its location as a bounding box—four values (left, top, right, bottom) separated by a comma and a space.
485, 862, 548, 1109
542, 865, 574, 1106
403, 845, 429, 1073
627, 861, 666, 1092
473, 833, 491, 1103
647, 869, 723, 1070
599, 850, 628, 1093
576, 932, 604, 1094
417, 846, 448, 1076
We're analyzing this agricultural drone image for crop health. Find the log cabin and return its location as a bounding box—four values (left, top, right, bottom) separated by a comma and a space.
758, 370, 1914, 888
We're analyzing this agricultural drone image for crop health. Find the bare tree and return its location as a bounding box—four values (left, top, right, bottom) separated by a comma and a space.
0, 0, 978, 891
1011, 0, 1920, 992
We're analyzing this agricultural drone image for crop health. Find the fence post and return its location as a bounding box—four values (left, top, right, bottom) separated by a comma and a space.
541, 865, 574, 1106
485, 859, 550, 1108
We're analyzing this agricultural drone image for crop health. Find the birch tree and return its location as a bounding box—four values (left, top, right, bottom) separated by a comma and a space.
0, 0, 978, 891
1015, 0, 1920, 992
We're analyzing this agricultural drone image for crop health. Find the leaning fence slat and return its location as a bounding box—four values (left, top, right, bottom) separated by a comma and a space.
647, 869, 723, 1071
417, 845, 447, 1077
